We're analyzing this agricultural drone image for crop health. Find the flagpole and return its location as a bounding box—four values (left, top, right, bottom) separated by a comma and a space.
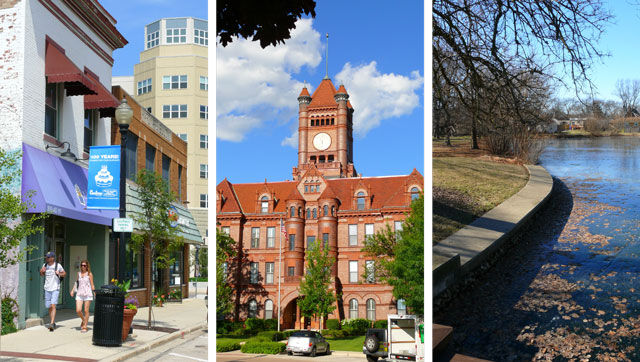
278, 218, 282, 332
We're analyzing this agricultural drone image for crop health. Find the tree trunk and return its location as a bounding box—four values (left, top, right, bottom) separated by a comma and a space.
146, 240, 153, 329
471, 113, 479, 149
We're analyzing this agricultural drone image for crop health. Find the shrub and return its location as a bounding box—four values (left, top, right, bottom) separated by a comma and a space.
246, 336, 271, 343
326, 319, 340, 330
341, 318, 370, 335
241, 341, 286, 354
323, 329, 346, 339
216, 341, 241, 352
245, 318, 265, 334
342, 326, 355, 336
230, 328, 246, 337
257, 331, 285, 341
373, 320, 387, 329
1, 296, 18, 335
263, 318, 278, 331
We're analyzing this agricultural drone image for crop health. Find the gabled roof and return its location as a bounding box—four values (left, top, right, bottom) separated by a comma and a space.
217, 178, 242, 213
318, 182, 338, 200
309, 78, 338, 108
219, 180, 299, 214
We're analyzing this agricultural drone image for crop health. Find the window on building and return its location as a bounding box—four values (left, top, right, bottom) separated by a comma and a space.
200, 105, 208, 119
200, 164, 208, 179
322, 233, 329, 249
178, 133, 187, 142
411, 187, 420, 201
200, 194, 208, 208
194, 19, 208, 45
357, 192, 365, 210
125, 242, 144, 288
178, 165, 183, 199
349, 261, 358, 283
125, 134, 138, 180
290, 206, 295, 218
306, 209, 310, 219
328, 155, 334, 162
251, 227, 260, 248
349, 299, 358, 319
83, 110, 96, 153
200, 76, 208, 90
307, 236, 315, 248
147, 107, 152, 113
288, 266, 295, 276
162, 104, 187, 118
366, 299, 376, 320
249, 299, 257, 317
298, 207, 302, 217
264, 299, 273, 319
323, 205, 328, 216
312, 208, 317, 219
145, 145, 156, 171
250, 263, 258, 284
365, 224, 374, 241
137, 78, 152, 95
397, 299, 407, 315
168, 249, 183, 285
260, 196, 268, 213
45, 83, 59, 138
267, 227, 275, 248
265, 262, 274, 284
331, 206, 335, 216
166, 18, 187, 43
146, 21, 159, 48
349, 224, 358, 246
163, 75, 187, 90
162, 154, 170, 185
395, 221, 403, 240
200, 134, 208, 149
289, 234, 295, 251
366, 260, 375, 283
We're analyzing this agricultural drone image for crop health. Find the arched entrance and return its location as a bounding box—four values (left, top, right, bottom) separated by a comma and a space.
282, 298, 298, 330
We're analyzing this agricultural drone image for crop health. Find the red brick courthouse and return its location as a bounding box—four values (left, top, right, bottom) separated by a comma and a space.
217, 78, 423, 329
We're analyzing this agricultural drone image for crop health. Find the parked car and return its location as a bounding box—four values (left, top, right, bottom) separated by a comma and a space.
286, 330, 330, 357
363, 328, 388, 362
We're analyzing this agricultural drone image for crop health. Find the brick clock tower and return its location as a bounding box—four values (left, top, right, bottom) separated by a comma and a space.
293, 77, 357, 180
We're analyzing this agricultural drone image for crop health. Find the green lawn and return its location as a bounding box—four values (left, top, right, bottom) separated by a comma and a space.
433, 157, 528, 244
327, 335, 365, 352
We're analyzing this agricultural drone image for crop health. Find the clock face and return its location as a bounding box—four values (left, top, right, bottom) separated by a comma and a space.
313, 133, 331, 151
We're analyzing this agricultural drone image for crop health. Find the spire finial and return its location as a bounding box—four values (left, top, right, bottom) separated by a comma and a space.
324, 33, 329, 80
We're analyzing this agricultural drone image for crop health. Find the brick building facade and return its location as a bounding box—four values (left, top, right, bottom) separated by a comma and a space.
217, 78, 423, 329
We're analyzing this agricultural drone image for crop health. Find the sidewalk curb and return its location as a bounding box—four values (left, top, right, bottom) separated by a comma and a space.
104, 321, 206, 362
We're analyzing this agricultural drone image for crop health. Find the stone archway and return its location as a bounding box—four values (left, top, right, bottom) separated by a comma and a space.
282, 298, 298, 330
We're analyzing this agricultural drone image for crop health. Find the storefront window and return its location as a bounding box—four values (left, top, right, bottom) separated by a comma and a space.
125, 241, 144, 288
169, 249, 183, 285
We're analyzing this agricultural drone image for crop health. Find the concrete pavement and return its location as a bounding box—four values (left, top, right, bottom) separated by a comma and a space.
0, 297, 207, 361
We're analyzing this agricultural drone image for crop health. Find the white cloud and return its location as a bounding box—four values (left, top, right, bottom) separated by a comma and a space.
281, 131, 299, 148
216, 18, 322, 142
335, 62, 423, 137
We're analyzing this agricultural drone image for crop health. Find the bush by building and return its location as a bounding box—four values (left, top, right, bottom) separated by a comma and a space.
1, 296, 18, 335
257, 330, 285, 341
373, 320, 387, 329
216, 341, 241, 352
341, 318, 370, 335
326, 319, 340, 330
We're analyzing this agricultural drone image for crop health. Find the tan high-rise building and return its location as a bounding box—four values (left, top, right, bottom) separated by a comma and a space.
129, 17, 208, 242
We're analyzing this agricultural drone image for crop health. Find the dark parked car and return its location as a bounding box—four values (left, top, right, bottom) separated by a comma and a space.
363, 328, 388, 362
286, 330, 330, 357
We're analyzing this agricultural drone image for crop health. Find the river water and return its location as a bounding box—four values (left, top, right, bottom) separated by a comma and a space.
434, 137, 640, 361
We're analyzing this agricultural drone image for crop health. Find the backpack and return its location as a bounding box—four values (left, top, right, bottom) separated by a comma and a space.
43, 262, 64, 282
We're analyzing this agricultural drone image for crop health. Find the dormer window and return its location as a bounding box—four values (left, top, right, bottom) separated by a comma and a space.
411, 187, 421, 201
357, 192, 365, 210
261, 196, 268, 213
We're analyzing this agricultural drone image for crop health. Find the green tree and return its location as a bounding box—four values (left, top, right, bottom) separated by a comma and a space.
0, 149, 47, 343
362, 195, 424, 315
130, 169, 184, 328
216, 229, 236, 320
297, 241, 336, 330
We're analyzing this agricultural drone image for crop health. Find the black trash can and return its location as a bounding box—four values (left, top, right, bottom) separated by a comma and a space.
92, 285, 125, 346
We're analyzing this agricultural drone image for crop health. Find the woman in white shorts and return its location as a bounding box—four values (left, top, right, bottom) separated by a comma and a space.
70, 260, 95, 333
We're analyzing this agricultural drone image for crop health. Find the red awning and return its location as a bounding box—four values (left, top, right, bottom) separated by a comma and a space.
45, 41, 97, 96
84, 73, 120, 118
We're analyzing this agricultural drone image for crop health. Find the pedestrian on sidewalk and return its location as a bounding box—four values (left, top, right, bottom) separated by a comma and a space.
40, 251, 66, 332
70, 259, 95, 333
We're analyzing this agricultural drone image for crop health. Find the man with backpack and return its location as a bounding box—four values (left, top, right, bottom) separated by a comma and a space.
40, 251, 66, 331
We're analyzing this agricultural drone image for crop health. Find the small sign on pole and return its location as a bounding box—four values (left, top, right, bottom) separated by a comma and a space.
113, 218, 133, 232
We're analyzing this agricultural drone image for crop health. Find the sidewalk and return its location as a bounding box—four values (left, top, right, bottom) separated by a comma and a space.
0, 298, 207, 362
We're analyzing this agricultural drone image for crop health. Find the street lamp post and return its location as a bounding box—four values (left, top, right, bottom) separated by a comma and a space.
115, 98, 133, 282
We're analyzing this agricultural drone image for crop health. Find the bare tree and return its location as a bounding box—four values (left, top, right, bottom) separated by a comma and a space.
614, 79, 640, 117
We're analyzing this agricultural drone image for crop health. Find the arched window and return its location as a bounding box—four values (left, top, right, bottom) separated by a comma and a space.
323, 205, 328, 216
366, 299, 376, 320
290, 206, 295, 218
349, 299, 358, 319
331, 118, 335, 125
312, 208, 317, 219
306, 209, 310, 219
264, 299, 273, 319
298, 207, 302, 217
249, 299, 258, 318
261, 196, 268, 213
411, 187, 420, 201
321, 119, 325, 126
357, 192, 365, 210
331, 206, 335, 216
397, 299, 406, 315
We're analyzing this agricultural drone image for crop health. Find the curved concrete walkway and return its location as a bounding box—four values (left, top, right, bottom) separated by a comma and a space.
433, 164, 553, 298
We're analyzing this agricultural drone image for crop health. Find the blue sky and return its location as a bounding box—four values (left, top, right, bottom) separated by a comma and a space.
100, 0, 208, 76
216, 1, 424, 184
558, 2, 640, 101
